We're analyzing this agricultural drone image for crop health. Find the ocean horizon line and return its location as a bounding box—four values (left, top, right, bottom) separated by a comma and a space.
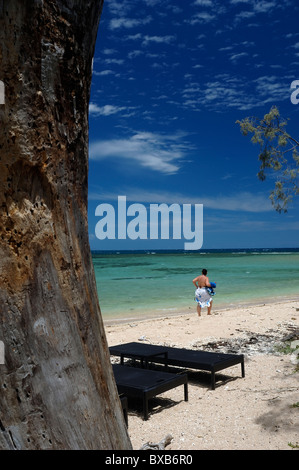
91, 247, 299, 255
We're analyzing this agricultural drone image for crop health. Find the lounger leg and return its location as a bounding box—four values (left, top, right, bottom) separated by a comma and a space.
143, 393, 149, 421
211, 371, 216, 390
184, 383, 188, 401
241, 360, 245, 378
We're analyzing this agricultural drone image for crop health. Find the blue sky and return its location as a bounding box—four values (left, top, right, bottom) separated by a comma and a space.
87, 0, 299, 251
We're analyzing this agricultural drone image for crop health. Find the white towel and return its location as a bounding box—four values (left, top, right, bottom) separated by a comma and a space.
195, 287, 212, 307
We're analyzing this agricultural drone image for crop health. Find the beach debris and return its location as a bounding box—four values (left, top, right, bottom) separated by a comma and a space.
290, 352, 299, 365
140, 434, 173, 450
138, 335, 148, 342
289, 340, 299, 365
191, 323, 299, 357
290, 340, 299, 350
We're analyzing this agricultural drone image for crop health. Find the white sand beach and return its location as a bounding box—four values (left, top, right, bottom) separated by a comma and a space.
105, 299, 299, 450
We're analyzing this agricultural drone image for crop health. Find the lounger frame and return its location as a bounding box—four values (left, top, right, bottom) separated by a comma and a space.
110, 342, 245, 390
112, 364, 188, 420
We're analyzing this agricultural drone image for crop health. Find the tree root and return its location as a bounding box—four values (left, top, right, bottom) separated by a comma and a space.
140, 434, 173, 450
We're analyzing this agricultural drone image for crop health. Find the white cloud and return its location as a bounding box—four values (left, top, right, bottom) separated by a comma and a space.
142, 35, 176, 46
231, 0, 279, 11
89, 187, 273, 213
89, 103, 126, 116
193, 0, 213, 5
188, 12, 216, 24
181, 72, 292, 112
92, 69, 116, 77
125, 33, 176, 49
104, 58, 125, 65
109, 16, 152, 30
229, 52, 249, 62
232, 0, 284, 23
128, 50, 143, 59
202, 192, 272, 212
253, 1, 276, 13
234, 10, 256, 21
102, 49, 117, 55
89, 132, 191, 174
230, 0, 252, 3
126, 33, 143, 41
253, 75, 291, 102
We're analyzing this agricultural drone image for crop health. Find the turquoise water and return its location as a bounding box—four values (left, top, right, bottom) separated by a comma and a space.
92, 249, 299, 321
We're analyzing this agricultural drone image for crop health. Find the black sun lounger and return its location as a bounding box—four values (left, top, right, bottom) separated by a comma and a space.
112, 364, 188, 420
110, 342, 245, 390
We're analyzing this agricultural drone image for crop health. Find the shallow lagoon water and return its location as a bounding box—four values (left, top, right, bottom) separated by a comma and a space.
92, 248, 299, 321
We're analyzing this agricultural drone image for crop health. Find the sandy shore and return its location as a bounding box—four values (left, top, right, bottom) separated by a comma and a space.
105, 299, 299, 450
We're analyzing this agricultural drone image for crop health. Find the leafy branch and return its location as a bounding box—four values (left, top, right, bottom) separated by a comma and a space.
236, 106, 299, 213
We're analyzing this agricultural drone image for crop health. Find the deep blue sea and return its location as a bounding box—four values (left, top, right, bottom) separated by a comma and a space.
92, 248, 299, 322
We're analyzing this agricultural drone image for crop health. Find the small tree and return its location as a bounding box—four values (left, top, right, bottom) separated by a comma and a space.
236, 106, 299, 213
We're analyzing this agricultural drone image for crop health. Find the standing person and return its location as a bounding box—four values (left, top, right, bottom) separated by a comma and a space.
193, 269, 213, 317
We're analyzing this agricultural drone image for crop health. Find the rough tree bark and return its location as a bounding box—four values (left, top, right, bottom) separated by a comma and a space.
0, 0, 132, 450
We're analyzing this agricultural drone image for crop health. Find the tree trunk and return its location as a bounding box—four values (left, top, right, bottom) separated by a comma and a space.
0, 0, 132, 450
